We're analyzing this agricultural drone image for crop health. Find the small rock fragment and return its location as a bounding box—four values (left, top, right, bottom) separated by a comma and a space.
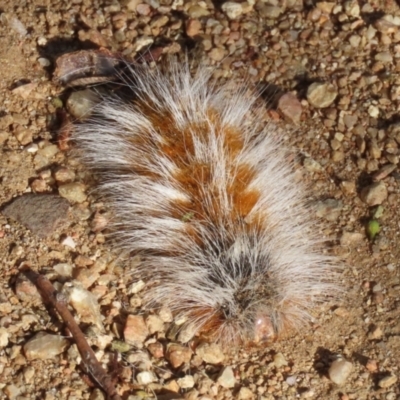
273, 352, 288, 367
372, 164, 396, 181
136, 371, 157, 385
89, 388, 105, 400
0, 327, 9, 348
147, 341, 164, 358
67, 89, 99, 119
217, 366, 236, 388
378, 374, 397, 388
368, 326, 383, 340
368, 105, 379, 118
360, 182, 388, 206
340, 231, 364, 246
328, 358, 353, 386
177, 375, 195, 389
341, 180, 356, 195
221, 2, 243, 19
303, 158, 323, 172
128, 280, 146, 294
209, 48, 225, 61
12, 82, 38, 99
365, 359, 378, 372
165, 343, 192, 368
24, 331, 69, 360
124, 315, 149, 348
3, 384, 21, 399
277, 93, 302, 123
64, 283, 104, 330
15, 273, 42, 304
196, 342, 225, 364
146, 315, 164, 334
177, 322, 197, 343
59, 182, 87, 203
315, 199, 343, 221
54, 167, 76, 184
307, 82, 338, 108
2, 194, 70, 238
186, 19, 202, 37
238, 387, 254, 400
61, 235, 76, 249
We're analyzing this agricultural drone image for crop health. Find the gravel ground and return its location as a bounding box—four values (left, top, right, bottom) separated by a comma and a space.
0, 0, 400, 399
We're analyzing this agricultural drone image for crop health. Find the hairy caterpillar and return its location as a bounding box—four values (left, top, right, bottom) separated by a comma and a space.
70, 58, 337, 345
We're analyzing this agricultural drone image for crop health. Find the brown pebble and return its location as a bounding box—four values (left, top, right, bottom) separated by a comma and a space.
186, 19, 202, 37
54, 167, 76, 184
124, 315, 149, 348
148, 341, 164, 358
91, 211, 109, 232
368, 326, 383, 340
74, 255, 94, 267
165, 343, 192, 368
277, 93, 302, 123
366, 359, 378, 372
372, 164, 396, 181
360, 182, 388, 206
136, 3, 151, 15
30, 179, 48, 193
15, 273, 41, 304
378, 374, 398, 388
372, 291, 384, 304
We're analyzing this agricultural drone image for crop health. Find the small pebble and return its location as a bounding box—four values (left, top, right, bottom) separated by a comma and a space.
24, 332, 69, 360
238, 387, 254, 400
38, 57, 51, 67
128, 280, 146, 294
53, 263, 73, 278
186, 19, 202, 37
145, 315, 164, 334
59, 182, 87, 203
307, 82, 338, 108
124, 315, 149, 348
328, 358, 353, 386
315, 199, 343, 221
54, 167, 76, 184
372, 164, 396, 181
277, 93, 302, 123
368, 105, 379, 118
136, 371, 157, 385
165, 343, 192, 368
61, 235, 76, 249
147, 341, 164, 358
366, 359, 378, 372
340, 231, 364, 246
368, 326, 383, 340
217, 366, 236, 388
177, 375, 195, 389
304, 158, 323, 172
378, 374, 398, 388
196, 342, 225, 364
273, 352, 288, 367
0, 327, 9, 348
65, 283, 104, 330
360, 182, 388, 206
221, 2, 243, 19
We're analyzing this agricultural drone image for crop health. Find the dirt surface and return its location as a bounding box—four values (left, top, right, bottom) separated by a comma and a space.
0, 0, 399, 399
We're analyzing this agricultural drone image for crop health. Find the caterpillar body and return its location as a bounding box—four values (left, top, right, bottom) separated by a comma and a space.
71, 59, 337, 345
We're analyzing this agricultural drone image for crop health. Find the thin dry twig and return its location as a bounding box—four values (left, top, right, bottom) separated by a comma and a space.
23, 268, 121, 400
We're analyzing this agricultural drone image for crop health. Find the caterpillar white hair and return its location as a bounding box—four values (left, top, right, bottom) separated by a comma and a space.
68, 57, 338, 346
